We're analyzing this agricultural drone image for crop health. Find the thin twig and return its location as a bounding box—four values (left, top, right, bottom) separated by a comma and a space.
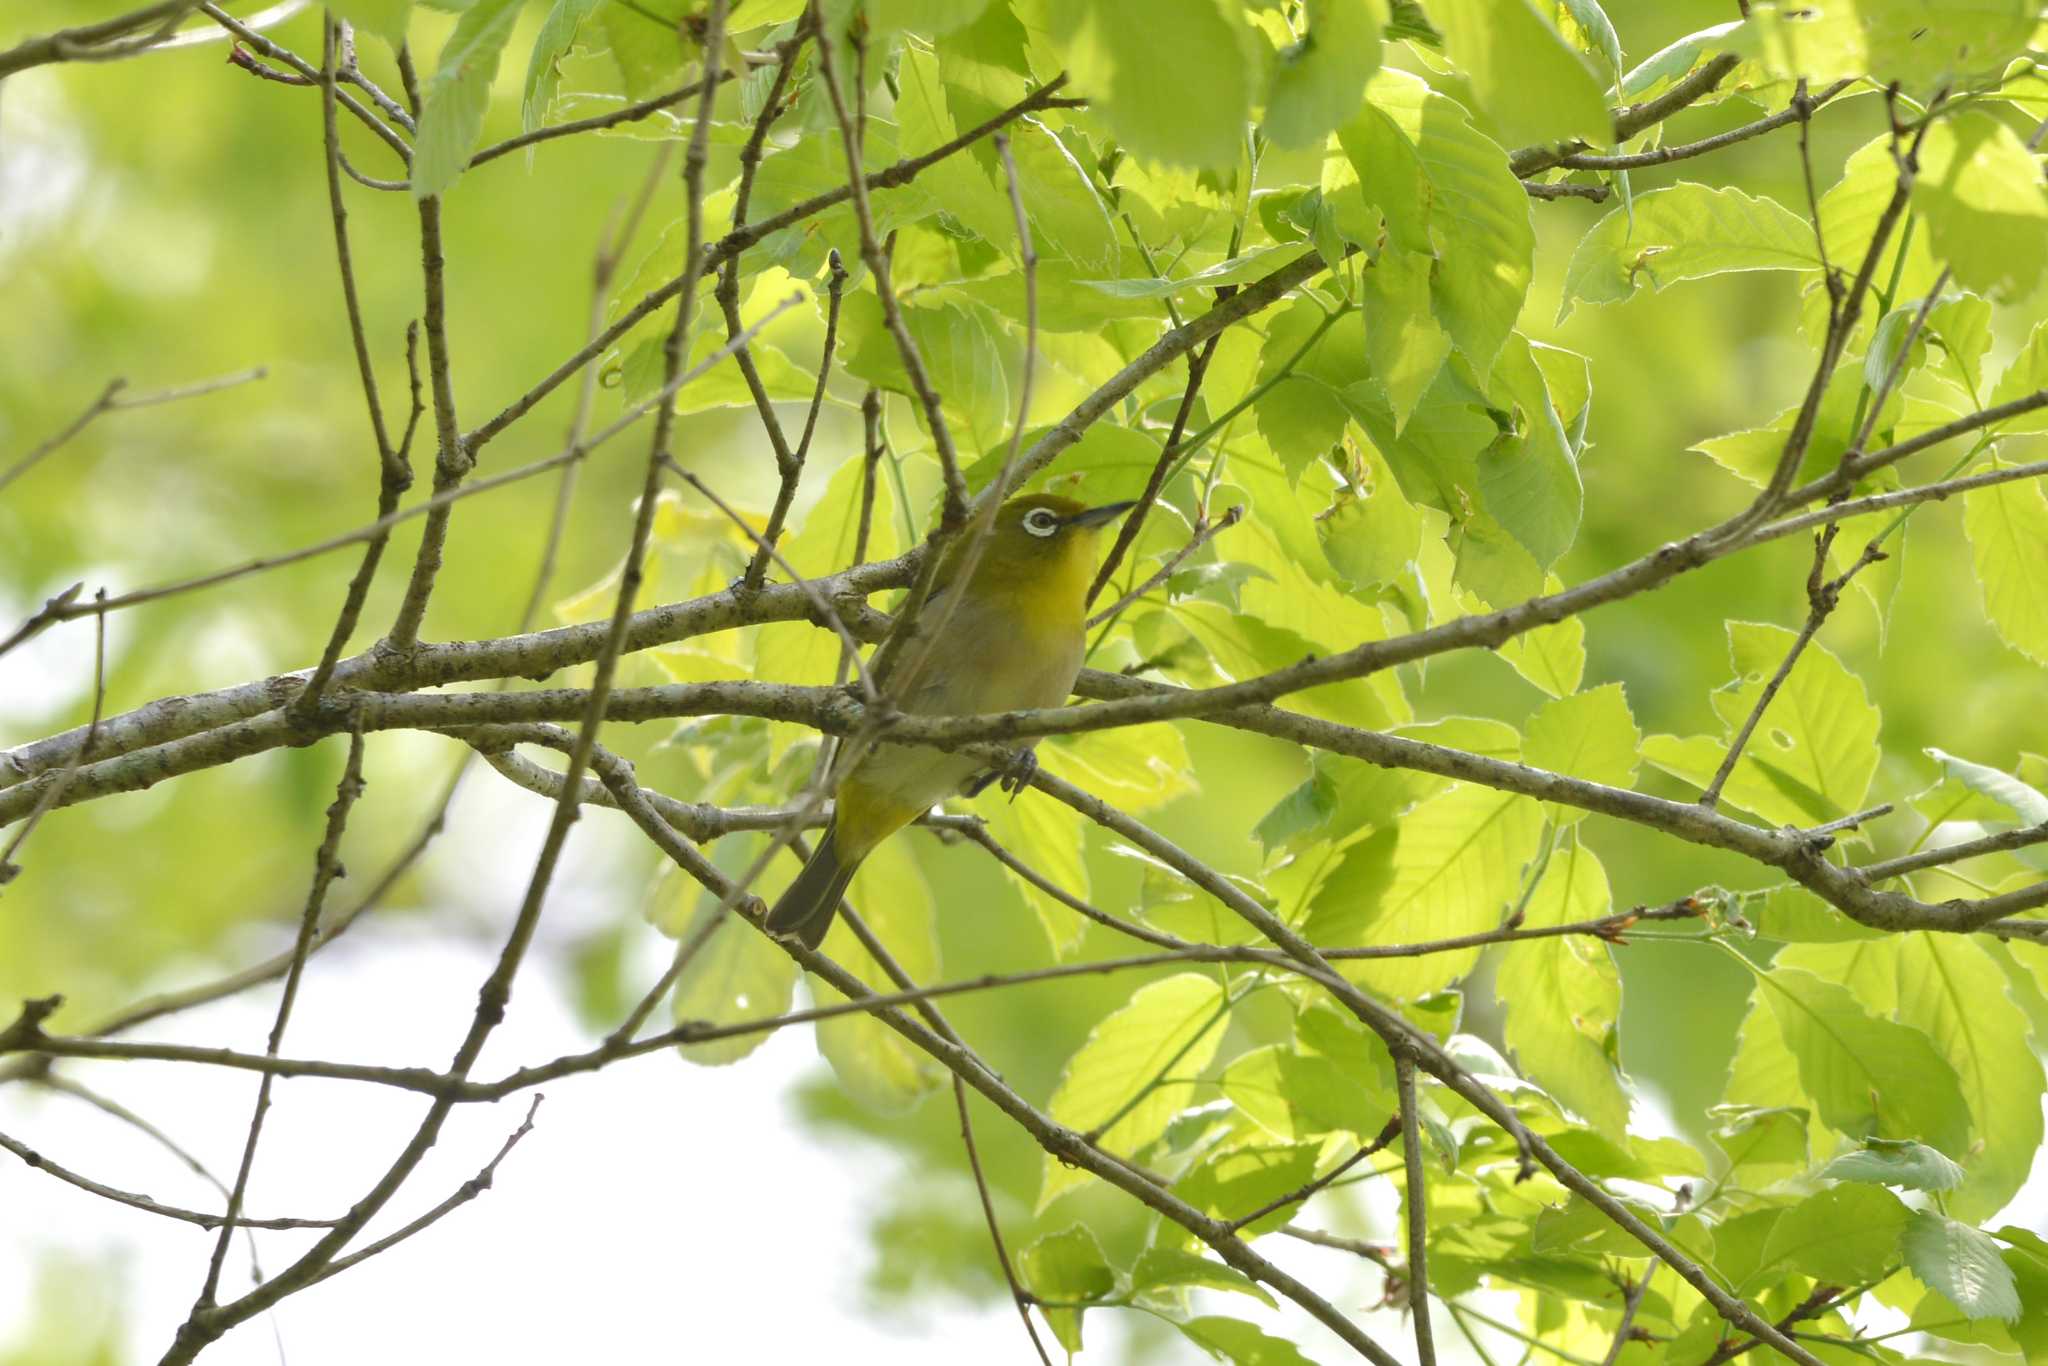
717, 28, 811, 535
1510, 51, 1743, 175
1553, 78, 1854, 171
10, 302, 800, 637
861, 126, 1045, 728
383, 184, 469, 649
298, 18, 414, 713
0, 0, 199, 77
809, 0, 968, 527
1282, 1224, 1396, 1268
1598, 1275, 1652, 1366
1396, 1055, 1438, 1366
200, 4, 409, 165
0, 593, 106, 888
194, 729, 366, 1307
469, 71, 747, 170
0, 1126, 336, 1231
1522, 179, 1611, 202
1223, 1123, 1398, 1234
954, 1079, 1056, 1366
1087, 503, 1243, 629
742, 245, 847, 592
672, 467, 874, 700
34, 1073, 283, 1309
300, 1095, 544, 1288
1086, 318, 1225, 604
1701, 1282, 1844, 1365
0, 369, 266, 496
1864, 823, 2048, 880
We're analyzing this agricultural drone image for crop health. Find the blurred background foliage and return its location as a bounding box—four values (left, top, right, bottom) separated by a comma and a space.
4, 0, 2048, 1359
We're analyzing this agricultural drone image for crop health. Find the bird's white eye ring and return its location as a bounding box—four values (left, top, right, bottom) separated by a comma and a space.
1022, 509, 1061, 538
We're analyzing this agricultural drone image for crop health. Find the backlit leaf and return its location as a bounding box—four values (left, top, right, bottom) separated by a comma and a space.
1561, 184, 1818, 317
1041, 974, 1231, 1209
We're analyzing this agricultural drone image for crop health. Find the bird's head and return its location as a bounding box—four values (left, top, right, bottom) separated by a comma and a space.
948, 493, 1136, 610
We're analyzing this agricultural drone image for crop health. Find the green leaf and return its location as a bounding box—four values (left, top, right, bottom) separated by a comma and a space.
1906, 1212, 2024, 1322
1019, 1224, 1116, 1353
1860, 0, 2039, 92
1476, 334, 1584, 568
1431, 0, 1609, 148
1754, 884, 1881, 943
1263, 0, 1385, 149
810, 837, 946, 1113
1987, 320, 2048, 435
1549, 0, 1623, 87
1360, 246, 1451, 435
1688, 361, 1904, 490
1250, 299, 1364, 479
330, 0, 412, 48
1019, 1223, 1116, 1300
1823, 1139, 1968, 1193
726, 0, 805, 27
1495, 585, 1587, 698
1992, 1225, 2048, 1356
1047, 0, 1256, 168
1343, 69, 1533, 381
1816, 134, 1945, 328
1500, 835, 1629, 1133
1178, 1315, 1322, 1366
1922, 746, 2048, 824
1295, 1002, 1398, 1094
1524, 683, 1639, 819
1911, 110, 2048, 300
1132, 1248, 1277, 1311
841, 294, 1009, 448
1560, 184, 1818, 317
1641, 621, 1881, 827
1708, 1104, 1810, 1188
1320, 463, 1425, 594
661, 871, 800, 1067
1040, 974, 1230, 1209
1892, 933, 2046, 1219
412, 0, 529, 198
600, 0, 691, 100
1175, 602, 1400, 728
872, 0, 990, 35
1759, 1183, 1913, 1284
1221, 1043, 1393, 1141
1619, 19, 1749, 98
981, 784, 1092, 956
1759, 967, 1972, 1155
1005, 117, 1119, 275
1041, 723, 1193, 815
523, 0, 603, 134
1173, 1141, 1322, 1234
1081, 244, 1314, 299
1311, 782, 1545, 999
1962, 464, 2048, 666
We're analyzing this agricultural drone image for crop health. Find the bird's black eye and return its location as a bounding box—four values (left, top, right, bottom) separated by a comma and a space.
1022, 509, 1060, 538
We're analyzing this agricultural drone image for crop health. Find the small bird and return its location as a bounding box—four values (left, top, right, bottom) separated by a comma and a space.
764, 493, 1137, 949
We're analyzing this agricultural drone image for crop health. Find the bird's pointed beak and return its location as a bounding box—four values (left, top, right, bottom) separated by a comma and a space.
1067, 500, 1138, 529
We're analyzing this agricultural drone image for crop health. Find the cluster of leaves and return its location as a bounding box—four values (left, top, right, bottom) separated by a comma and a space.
16, 0, 2048, 1359
421, 0, 2048, 1358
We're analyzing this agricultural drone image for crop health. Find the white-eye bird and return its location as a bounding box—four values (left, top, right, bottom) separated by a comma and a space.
764, 493, 1136, 948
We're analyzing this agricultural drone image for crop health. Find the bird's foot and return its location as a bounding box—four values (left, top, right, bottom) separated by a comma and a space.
965, 747, 1038, 801
998, 746, 1039, 800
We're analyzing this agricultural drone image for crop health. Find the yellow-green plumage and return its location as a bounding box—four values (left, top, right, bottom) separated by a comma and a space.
765, 493, 1133, 948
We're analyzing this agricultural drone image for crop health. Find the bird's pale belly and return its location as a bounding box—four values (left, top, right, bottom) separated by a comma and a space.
833, 591, 1083, 857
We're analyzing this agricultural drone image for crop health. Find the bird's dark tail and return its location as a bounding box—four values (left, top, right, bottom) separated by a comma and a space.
764, 822, 860, 950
